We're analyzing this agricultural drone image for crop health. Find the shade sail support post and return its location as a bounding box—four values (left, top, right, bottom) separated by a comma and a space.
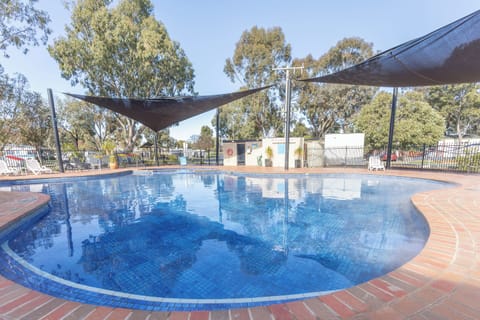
47, 89, 64, 173
216, 108, 220, 165
284, 69, 292, 170
154, 134, 159, 166
386, 87, 398, 169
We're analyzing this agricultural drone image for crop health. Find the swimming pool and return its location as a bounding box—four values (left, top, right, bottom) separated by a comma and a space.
0, 170, 449, 310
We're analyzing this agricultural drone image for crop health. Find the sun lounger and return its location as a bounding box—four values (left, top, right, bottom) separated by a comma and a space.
25, 159, 53, 175
0, 160, 20, 175
368, 156, 385, 171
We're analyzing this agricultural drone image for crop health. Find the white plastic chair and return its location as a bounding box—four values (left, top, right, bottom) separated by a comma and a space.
368, 156, 385, 171
0, 160, 20, 175
25, 159, 53, 175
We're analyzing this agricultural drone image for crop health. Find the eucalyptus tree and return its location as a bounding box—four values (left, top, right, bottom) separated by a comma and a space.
294, 37, 377, 138
0, 70, 22, 148
0, 71, 48, 149
356, 91, 445, 150
1, 0, 51, 148
49, 0, 195, 152
424, 83, 480, 143
56, 96, 101, 151
15, 90, 51, 150
196, 125, 214, 151
221, 26, 291, 139
0, 0, 51, 61
0, 73, 51, 152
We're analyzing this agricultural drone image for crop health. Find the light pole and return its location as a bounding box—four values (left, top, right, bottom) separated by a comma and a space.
273, 65, 304, 170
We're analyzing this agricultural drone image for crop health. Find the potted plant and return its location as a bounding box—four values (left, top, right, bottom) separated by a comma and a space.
109, 154, 118, 169
264, 146, 273, 167
294, 146, 303, 168
102, 140, 118, 169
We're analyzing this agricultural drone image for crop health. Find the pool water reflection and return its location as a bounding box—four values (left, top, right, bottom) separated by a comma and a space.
0, 171, 448, 309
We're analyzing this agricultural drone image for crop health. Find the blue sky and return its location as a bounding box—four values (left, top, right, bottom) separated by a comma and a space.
1, 0, 479, 140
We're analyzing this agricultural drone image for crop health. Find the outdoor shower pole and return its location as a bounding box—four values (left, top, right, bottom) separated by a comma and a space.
386, 87, 398, 169
47, 88, 64, 173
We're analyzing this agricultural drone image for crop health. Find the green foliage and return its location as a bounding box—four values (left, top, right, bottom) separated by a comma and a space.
49, 0, 195, 151
265, 146, 273, 159
356, 90, 445, 150
167, 154, 178, 163
294, 146, 303, 159
57, 96, 99, 151
221, 26, 291, 139
355, 91, 392, 149
109, 154, 117, 164
0, 69, 20, 148
0, 69, 52, 150
194, 125, 214, 150
291, 121, 310, 138
102, 139, 116, 155
425, 83, 480, 141
0, 0, 51, 60
294, 38, 377, 138
395, 91, 445, 147
456, 151, 480, 172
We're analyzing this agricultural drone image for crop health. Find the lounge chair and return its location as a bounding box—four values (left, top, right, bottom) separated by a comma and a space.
368, 156, 385, 171
0, 160, 20, 175
25, 159, 53, 175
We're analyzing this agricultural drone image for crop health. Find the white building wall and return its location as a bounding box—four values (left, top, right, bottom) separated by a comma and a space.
262, 137, 304, 168
223, 142, 237, 166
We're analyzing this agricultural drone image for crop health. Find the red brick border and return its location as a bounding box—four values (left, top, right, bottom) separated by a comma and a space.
0, 168, 479, 319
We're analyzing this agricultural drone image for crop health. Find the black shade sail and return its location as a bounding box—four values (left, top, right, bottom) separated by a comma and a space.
65, 86, 271, 132
301, 10, 480, 87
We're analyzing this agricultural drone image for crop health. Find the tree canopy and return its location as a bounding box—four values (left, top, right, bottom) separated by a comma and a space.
218, 26, 292, 139
0, 0, 51, 60
425, 83, 480, 142
49, 0, 195, 151
356, 90, 445, 150
294, 37, 377, 138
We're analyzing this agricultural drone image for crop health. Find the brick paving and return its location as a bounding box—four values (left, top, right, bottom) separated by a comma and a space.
0, 167, 478, 319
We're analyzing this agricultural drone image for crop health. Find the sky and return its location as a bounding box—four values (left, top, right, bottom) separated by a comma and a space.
1, 0, 479, 141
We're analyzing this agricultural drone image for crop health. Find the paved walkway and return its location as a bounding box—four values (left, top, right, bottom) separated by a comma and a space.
0, 167, 479, 319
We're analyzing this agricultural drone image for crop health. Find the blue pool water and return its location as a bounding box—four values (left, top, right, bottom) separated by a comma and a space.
0, 170, 449, 310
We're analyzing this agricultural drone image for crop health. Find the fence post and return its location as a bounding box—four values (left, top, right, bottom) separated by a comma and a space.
421, 144, 426, 170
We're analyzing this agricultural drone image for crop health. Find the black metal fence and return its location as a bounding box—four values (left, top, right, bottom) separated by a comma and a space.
1, 142, 479, 174
0, 145, 222, 174
307, 142, 480, 173
389, 143, 480, 173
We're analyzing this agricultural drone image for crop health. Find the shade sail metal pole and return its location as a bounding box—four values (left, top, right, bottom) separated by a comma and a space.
47, 89, 64, 173
386, 87, 398, 169
284, 70, 292, 170
154, 134, 159, 166
216, 108, 220, 165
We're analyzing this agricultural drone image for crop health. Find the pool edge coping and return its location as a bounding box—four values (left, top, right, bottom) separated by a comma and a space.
0, 166, 479, 319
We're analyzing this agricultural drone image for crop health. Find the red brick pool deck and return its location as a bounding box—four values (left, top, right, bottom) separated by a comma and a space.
0, 167, 478, 320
